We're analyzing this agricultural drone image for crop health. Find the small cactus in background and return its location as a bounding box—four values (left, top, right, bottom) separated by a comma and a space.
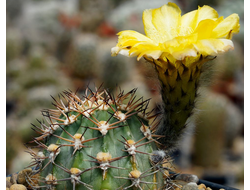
65, 34, 100, 81
25, 87, 176, 189
100, 53, 129, 91
193, 90, 227, 168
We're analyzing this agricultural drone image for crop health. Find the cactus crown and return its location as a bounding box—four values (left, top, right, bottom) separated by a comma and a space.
25, 86, 176, 190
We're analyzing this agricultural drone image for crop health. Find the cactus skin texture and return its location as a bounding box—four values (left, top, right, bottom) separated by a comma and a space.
26, 87, 174, 190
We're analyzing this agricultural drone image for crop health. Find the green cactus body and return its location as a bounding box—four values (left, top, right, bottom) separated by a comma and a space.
27, 88, 167, 190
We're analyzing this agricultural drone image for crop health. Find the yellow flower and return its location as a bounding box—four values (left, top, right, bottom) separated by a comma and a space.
111, 2, 240, 66
111, 3, 240, 149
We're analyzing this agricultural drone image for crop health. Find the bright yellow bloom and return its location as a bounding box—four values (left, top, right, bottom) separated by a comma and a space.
111, 3, 240, 149
111, 2, 240, 66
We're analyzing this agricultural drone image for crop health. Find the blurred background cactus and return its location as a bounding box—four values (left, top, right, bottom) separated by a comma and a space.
6, 0, 244, 189
64, 34, 100, 82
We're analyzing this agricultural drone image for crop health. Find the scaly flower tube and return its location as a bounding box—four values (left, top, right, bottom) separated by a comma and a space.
111, 2, 240, 149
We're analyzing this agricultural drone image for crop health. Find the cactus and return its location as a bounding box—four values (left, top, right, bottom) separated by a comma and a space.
64, 34, 100, 81
9, 3, 240, 190
25, 87, 176, 190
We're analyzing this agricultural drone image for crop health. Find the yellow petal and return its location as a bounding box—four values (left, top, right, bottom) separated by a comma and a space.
163, 33, 198, 53
219, 39, 234, 51
137, 50, 162, 60
164, 34, 198, 60
143, 9, 164, 43
194, 39, 234, 56
196, 5, 219, 23
117, 30, 152, 42
111, 46, 119, 56
180, 5, 218, 36
211, 13, 240, 39
180, 10, 198, 36
119, 49, 131, 57
112, 30, 155, 57
195, 19, 218, 39
143, 2, 181, 42
172, 48, 198, 61
129, 42, 163, 60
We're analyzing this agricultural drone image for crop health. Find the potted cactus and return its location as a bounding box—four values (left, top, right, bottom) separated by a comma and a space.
6, 2, 240, 190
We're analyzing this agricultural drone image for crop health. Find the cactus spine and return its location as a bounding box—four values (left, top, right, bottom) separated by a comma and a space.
26, 87, 172, 190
